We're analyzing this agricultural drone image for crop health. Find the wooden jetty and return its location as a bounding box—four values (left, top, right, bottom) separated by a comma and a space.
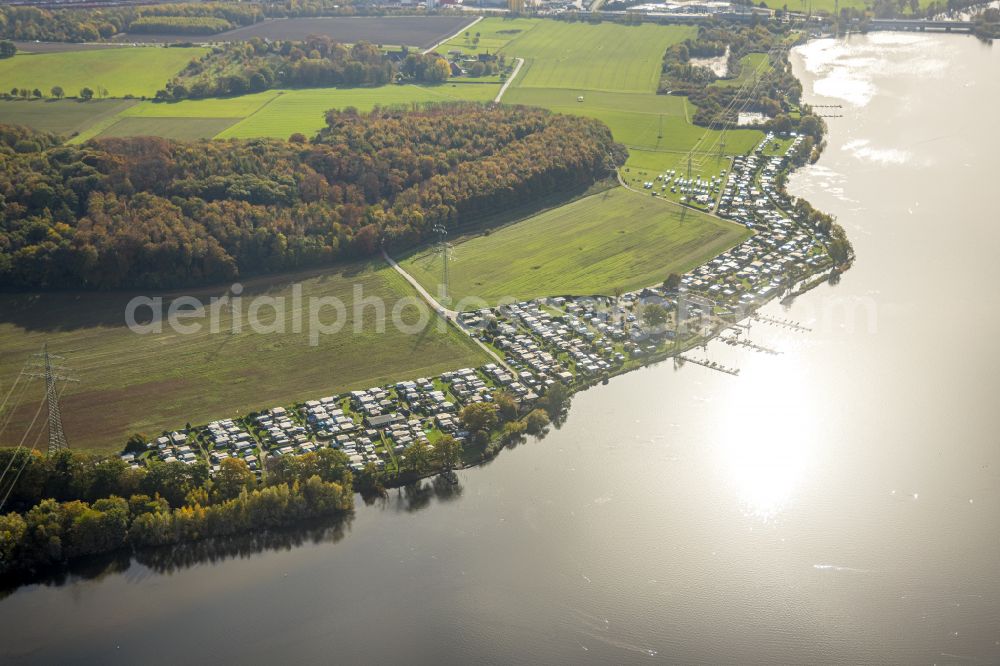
751, 313, 812, 332
720, 334, 780, 355
678, 355, 740, 376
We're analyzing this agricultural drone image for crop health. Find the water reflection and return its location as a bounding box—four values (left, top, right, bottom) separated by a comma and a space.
715, 357, 816, 522
0, 473, 468, 596
387, 473, 465, 513
0, 511, 355, 599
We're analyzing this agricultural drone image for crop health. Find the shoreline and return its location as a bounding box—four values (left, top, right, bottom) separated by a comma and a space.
0, 33, 851, 583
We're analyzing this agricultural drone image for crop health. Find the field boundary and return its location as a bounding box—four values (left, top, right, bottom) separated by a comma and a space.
424, 15, 482, 54
212, 90, 286, 139
67, 101, 140, 144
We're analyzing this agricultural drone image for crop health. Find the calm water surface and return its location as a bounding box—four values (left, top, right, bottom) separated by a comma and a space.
1, 34, 998, 664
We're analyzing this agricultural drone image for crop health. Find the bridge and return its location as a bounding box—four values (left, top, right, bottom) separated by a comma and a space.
866, 18, 974, 33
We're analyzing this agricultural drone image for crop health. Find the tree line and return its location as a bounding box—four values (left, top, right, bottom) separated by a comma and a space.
0, 104, 624, 290
0, 1, 460, 43
157, 38, 450, 101
0, 448, 353, 576
0, 3, 262, 42
129, 16, 236, 36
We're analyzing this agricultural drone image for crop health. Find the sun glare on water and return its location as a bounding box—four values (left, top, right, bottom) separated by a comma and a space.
713, 360, 819, 522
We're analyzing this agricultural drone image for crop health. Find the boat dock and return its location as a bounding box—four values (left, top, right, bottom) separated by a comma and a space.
678, 355, 740, 376
720, 334, 780, 355
751, 313, 812, 332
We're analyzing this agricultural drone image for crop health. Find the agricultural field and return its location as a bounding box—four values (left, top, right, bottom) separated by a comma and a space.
118, 91, 281, 118
491, 20, 763, 169
507, 21, 695, 93
0, 47, 207, 98
504, 87, 758, 154
216, 83, 501, 139
120, 16, 477, 48
51, 83, 501, 141
398, 187, 750, 308
0, 98, 136, 136
0, 264, 488, 453
439, 17, 540, 54
96, 116, 240, 140
712, 52, 773, 87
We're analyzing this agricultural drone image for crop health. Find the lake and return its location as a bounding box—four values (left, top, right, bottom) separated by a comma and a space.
1, 33, 998, 664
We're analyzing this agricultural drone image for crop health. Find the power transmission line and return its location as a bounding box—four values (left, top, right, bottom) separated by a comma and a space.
0, 381, 69, 514
433, 223, 450, 305
25, 342, 78, 455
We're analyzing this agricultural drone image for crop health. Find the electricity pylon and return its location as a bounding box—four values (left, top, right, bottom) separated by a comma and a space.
26, 343, 78, 455
433, 223, 450, 304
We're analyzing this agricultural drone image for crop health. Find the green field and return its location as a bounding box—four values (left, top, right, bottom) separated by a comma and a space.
506, 21, 695, 93
440, 17, 540, 54
0, 47, 207, 98
503, 87, 758, 154
217, 83, 501, 139
0, 98, 137, 136
97, 116, 241, 140
712, 52, 773, 88
490, 20, 763, 164
47, 83, 503, 142
0, 264, 488, 452
119, 91, 281, 118
398, 187, 750, 308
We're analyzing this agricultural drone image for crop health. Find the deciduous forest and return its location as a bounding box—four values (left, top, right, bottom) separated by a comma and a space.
0, 104, 624, 289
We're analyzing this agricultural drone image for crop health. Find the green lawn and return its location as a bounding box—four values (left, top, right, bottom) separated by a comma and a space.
0, 264, 488, 453
398, 186, 750, 308
217, 83, 500, 139
0, 47, 207, 98
506, 21, 695, 93
0, 98, 137, 136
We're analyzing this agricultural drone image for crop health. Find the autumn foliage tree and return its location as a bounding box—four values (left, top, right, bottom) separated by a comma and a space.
0, 104, 625, 290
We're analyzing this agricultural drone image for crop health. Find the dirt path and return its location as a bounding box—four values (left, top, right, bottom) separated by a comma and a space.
495, 58, 524, 103
381, 249, 510, 370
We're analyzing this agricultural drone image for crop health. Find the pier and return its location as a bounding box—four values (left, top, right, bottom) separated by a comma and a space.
678, 355, 740, 376
751, 313, 812, 332
720, 334, 781, 355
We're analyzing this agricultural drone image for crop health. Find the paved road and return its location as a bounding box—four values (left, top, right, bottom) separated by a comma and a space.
381, 249, 511, 370
495, 58, 524, 103
382, 248, 457, 320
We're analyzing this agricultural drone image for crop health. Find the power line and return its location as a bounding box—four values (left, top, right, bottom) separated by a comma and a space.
433, 223, 450, 305
0, 381, 69, 514
25, 342, 79, 456
0, 366, 32, 445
